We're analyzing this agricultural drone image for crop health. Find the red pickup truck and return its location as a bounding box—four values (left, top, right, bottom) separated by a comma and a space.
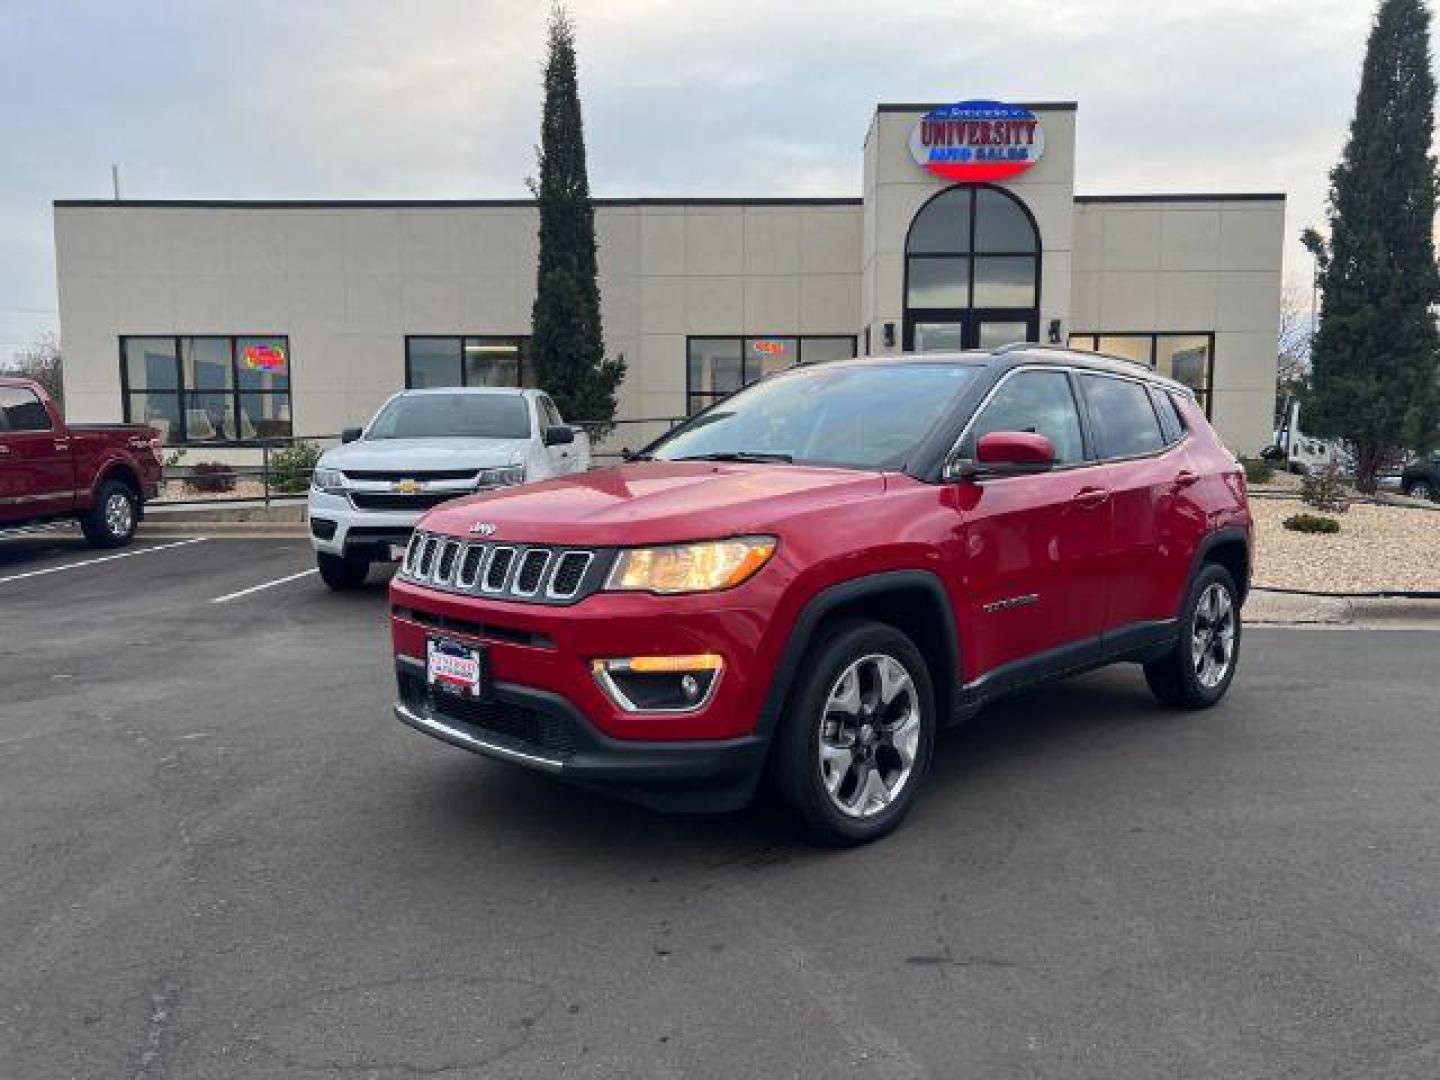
0, 376, 163, 547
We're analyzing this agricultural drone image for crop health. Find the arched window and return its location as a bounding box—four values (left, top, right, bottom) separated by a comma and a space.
903, 184, 1041, 352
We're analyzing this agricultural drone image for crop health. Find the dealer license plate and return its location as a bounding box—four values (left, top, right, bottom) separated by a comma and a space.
426, 637, 487, 699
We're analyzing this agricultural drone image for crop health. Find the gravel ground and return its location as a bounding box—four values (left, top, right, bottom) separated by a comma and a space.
156, 479, 279, 503
1251, 496, 1440, 593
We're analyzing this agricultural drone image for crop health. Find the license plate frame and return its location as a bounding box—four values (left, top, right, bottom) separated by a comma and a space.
426, 637, 488, 700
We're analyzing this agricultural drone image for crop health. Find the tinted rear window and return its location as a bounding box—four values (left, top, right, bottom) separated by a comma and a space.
1080, 375, 1165, 458
1149, 386, 1187, 444
0, 386, 52, 432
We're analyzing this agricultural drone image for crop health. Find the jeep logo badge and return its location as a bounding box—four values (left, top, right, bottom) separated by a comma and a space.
470, 522, 498, 537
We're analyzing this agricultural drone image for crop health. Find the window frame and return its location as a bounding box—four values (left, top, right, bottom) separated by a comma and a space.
944, 363, 1192, 479
958, 367, 1089, 467
404, 335, 531, 390
1074, 371, 1171, 463
684, 334, 858, 414
902, 183, 1043, 352
1068, 331, 1216, 418
119, 334, 291, 446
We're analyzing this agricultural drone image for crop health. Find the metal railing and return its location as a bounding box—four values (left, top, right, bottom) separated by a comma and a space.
153, 415, 689, 507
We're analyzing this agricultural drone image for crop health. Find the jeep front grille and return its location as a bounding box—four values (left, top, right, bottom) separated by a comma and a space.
401, 530, 607, 605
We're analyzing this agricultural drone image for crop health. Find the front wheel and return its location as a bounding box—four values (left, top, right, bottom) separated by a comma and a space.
770, 620, 936, 846
1144, 564, 1241, 709
80, 480, 138, 549
317, 551, 370, 591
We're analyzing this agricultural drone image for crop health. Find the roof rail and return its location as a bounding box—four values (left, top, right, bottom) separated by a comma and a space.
992, 340, 1156, 375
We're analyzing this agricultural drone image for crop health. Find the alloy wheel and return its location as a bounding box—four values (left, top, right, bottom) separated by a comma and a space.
105, 491, 133, 538
817, 653, 921, 818
1191, 582, 1236, 690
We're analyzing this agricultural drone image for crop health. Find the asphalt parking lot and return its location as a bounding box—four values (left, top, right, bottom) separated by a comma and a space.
2, 534, 1438, 1078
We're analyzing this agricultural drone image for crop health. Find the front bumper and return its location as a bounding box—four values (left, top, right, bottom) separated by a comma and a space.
308, 490, 426, 561
394, 657, 767, 812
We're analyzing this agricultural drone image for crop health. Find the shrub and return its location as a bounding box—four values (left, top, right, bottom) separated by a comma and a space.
1300, 460, 1351, 514
1240, 456, 1275, 484
268, 440, 322, 494
185, 461, 237, 494
1283, 512, 1341, 534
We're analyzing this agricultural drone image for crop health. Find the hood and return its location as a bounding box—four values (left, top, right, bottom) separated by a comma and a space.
419, 460, 887, 546
321, 437, 528, 472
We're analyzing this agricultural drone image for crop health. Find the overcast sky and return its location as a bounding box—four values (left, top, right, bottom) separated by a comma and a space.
0, 0, 1408, 364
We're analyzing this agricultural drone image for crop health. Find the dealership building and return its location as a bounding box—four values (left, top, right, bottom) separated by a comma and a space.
54, 101, 1285, 455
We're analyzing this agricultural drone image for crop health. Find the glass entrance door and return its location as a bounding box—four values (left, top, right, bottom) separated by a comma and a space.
906, 314, 1037, 352
911, 320, 967, 352
975, 318, 1032, 350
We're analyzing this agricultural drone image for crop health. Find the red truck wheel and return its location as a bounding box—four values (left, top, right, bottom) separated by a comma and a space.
80, 480, 138, 549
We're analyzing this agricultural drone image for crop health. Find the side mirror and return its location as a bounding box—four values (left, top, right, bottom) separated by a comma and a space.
340, 427, 363, 445
950, 431, 1056, 479
543, 424, 575, 447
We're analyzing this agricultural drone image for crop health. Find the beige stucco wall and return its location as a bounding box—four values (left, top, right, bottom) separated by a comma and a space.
1070, 197, 1285, 452
55, 201, 863, 455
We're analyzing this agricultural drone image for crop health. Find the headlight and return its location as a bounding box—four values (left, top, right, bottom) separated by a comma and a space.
476, 465, 526, 489
311, 467, 345, 494
605, 536, 776, 595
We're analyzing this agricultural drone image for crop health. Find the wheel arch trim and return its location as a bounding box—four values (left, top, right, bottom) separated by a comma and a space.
756, 570, 961, 737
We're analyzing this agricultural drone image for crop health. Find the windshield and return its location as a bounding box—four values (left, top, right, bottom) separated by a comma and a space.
367, 393, 531, 440
649, 363, 982, 469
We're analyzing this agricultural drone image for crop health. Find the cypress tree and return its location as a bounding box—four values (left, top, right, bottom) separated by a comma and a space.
1302, 0, 1440, 490
529, 4, 625, 431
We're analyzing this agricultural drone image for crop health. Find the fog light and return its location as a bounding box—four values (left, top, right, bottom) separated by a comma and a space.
591, 654, 723, 713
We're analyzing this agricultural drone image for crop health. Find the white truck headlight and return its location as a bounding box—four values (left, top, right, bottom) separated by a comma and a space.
476, 465, 526, 489
311, 467, 345, 494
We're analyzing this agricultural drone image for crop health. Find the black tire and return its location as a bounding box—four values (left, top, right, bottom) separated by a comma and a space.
317, 551, 370, 591
770, 619, 936, 846
79, 479, 138, 549
1144, 563, 1242, 709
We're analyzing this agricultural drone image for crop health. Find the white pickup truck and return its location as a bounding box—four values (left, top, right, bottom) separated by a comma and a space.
307, 387, 590, 589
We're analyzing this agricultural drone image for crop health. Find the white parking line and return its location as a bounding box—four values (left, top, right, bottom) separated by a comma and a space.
210, 568, 319, 604
0, 538, 208, 587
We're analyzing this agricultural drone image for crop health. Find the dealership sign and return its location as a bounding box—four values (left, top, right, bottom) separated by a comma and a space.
909, 100, 1045, 183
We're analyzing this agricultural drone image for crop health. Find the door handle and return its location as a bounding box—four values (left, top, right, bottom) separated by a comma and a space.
0, 445, 11, 455
53, 440, 69, 451
1073, 487, 1110, 508
1173, 470, 1200, 488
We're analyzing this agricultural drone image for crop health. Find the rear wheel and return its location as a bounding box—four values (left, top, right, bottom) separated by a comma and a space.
1403, 479, 1435, 502
80, 480, 138, 549
771, 620, 935, 846
317, 551, 370, 590
1144, 563, 1241, 709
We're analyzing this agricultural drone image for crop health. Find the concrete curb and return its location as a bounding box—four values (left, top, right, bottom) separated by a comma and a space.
147, 500, 306, 523
1246, 591, 1440, 629
138, 521, 310, 538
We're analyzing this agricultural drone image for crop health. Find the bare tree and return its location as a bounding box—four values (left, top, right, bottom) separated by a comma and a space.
1277, 284, 1311, 399
6, 331, 63, 411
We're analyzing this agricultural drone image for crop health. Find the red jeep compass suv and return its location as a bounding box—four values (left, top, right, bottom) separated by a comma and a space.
391, 346, 1251, 844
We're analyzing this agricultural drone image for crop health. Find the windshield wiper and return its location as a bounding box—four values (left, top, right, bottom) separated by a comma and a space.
674, 451, 794, 464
